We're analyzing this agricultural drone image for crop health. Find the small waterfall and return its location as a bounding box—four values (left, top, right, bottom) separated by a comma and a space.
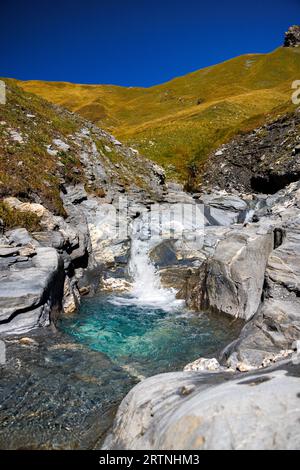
111, 210, 184, 311
243, 198, 263, 224
128, 236, 180, 309
243, 208, 255, 224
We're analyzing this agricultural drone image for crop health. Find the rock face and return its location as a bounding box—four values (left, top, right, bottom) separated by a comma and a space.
0, 233, 64, 335
222, 201, 300, 369
203, 226, 274, 320
178, 220, 277, 321
200, 109, 300, 194
284, 25, 300, 48
104, 362, 300, 450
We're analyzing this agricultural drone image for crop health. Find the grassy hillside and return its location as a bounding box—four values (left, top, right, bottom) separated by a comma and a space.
0, 80, 164, 229
18, 47, 300, 186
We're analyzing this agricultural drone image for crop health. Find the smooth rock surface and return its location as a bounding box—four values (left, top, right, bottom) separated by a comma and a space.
0, 247, 64, 335
104, 362, 300, 450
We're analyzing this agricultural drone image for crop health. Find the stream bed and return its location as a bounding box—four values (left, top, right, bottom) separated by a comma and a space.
60, 294, 241, 379
0, 295, 241, 449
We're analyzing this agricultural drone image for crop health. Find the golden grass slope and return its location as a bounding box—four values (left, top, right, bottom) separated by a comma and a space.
18, 47, 300, 185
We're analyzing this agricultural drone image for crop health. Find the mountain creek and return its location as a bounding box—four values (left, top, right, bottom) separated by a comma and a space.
1, 33, 300, 447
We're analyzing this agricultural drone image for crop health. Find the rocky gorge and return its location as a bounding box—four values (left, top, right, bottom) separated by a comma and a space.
1, 76, 300, 449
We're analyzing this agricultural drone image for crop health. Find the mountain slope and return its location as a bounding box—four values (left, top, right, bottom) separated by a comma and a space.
0, 80, 165, 227
18, 47, 300, 184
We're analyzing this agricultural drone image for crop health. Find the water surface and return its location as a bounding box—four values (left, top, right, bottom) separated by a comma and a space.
60, 295, 240, 378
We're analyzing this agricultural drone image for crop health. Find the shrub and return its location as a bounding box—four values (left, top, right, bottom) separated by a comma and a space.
0, 201, 41, 232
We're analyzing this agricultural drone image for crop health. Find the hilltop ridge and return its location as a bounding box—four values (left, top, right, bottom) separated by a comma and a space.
18, 43, 300, 185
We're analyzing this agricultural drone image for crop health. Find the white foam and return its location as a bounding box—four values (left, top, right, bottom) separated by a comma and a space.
111, 209, 188, 311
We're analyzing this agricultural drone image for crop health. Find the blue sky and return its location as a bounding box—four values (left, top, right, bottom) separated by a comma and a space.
1, 0, 300, 87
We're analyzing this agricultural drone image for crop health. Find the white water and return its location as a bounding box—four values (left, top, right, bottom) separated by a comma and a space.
111, 208, 187, 311
128, 236, 182, 310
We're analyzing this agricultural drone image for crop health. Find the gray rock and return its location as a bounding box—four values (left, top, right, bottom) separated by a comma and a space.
206, 227, 274, 320
104, 362, 300, 450
224, 212, 300, 369
6, 228, 34, 246
186, 225, 274, 321
32, 231, 65, 250
195, 192, 249, 226
0, 246, 20, 257
284, 25, 300, 47
0, 247, 64, 335
200, 193, 248, 212
64, 184, 88, 205
52, 138, 70, 152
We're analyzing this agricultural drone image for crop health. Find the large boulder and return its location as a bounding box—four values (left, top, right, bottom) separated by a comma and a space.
0, 246, 64, 335
104, 362, 300, 450
223, 212, 300, 369
206, 227, 274, 320
199, 192, 248, 226
186, 225, 274, 321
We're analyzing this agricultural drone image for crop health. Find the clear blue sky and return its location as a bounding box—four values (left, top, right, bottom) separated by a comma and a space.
1, 0, 300, 87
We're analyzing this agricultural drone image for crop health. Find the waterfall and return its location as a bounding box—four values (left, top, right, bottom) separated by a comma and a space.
111, 208, 184, 311
128, 236, 180, 309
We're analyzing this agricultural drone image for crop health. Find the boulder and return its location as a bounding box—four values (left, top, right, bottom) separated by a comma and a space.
206, 227, 274, 320
0, 247, 64, 335
104, 362, 300, 450
223, 213, 300, 369
6, 228, 35, 246
199, 192, 248, 226
0, 246, 20, 257
32, 231, 65, 250
186, 225, 274, 321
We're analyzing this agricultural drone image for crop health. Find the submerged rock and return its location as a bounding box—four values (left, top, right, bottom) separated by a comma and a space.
0, 330, 136, 449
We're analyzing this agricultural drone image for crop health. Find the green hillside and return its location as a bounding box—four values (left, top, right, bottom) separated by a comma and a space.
18, 47, 300, 186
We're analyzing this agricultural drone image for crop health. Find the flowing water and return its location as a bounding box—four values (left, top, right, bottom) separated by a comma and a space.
60, 296, 241, 379
60, 210, 240, 379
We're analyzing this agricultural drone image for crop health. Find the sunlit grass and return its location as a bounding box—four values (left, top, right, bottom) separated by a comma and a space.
18, 47, 300, 183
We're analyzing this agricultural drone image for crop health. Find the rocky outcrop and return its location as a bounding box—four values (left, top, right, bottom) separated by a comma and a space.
200, 108, 300, 194
104, 361, 300, 450
203, 226, 274, 320
284, 25, 300, 48
0, 234, 64, 335
222, 204, 300, 370
177, 218, 277, 321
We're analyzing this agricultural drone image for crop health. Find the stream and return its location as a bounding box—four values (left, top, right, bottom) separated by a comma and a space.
0, 205, 243, 449
60, 209, 239, 380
